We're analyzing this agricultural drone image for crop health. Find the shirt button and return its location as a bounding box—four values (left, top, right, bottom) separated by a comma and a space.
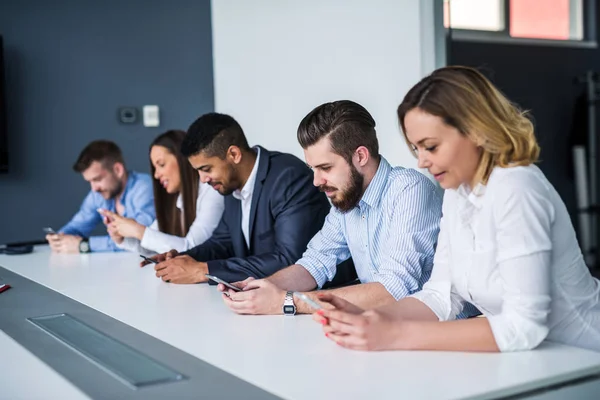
362, 215, 365, 219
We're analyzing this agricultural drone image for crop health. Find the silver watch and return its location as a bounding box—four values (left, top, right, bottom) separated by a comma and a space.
282, 291, 296, 315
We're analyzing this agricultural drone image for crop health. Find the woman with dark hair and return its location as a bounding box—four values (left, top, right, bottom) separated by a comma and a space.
102, 130, 223, 254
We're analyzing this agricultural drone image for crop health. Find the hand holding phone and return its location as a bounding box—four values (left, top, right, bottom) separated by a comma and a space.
205, 274, 242, 292
97, 208, 115, 225
139, 254, 159, 264
293, 292, 323, 311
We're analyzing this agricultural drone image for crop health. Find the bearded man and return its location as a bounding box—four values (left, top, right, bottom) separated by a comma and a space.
218, 100, 444, 316
47, 140, 154, 253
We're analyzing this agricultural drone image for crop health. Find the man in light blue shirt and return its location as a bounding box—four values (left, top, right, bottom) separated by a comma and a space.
218, 100, 443, 315
46, 140, 155, 253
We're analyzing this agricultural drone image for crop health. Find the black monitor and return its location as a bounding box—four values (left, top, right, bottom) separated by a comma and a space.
0, 35, 7, 172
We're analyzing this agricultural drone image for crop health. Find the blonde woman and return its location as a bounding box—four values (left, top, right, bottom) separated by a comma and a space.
314, 66, 600, 353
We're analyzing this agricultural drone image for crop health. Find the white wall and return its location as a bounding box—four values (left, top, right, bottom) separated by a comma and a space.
211, 0, 441, 169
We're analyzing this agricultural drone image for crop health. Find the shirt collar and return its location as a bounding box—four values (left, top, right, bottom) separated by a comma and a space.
176, 193, 183, 210
233, 147, 261, 201
359, 157, 391, 209
457, 182, 486, 209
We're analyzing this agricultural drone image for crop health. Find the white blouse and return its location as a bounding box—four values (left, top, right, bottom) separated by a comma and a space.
119, 181, 224, 255
411, 165, 600, 352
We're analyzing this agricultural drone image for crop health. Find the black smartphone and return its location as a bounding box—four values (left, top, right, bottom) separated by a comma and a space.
139, 254, 159, 264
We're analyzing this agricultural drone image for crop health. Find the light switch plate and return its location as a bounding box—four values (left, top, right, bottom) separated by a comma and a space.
143, 105, 160, 127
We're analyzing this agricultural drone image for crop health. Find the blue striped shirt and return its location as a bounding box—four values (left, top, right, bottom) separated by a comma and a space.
296, 157, 443, 300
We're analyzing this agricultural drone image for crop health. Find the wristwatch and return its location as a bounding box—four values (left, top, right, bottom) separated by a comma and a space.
282, 291, 296, 315
79, 238, 90, 253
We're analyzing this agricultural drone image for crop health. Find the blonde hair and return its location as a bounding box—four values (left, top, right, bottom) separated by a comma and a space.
397, 66, 539, 185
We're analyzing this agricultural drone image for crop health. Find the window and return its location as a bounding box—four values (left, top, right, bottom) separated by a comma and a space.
444, 0, 588, 43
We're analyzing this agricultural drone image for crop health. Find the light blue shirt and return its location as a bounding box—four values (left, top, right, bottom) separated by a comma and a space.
297, 157, 442, 300
60, 171, 155, 252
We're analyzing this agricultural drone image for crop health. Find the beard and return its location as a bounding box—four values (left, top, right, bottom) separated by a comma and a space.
319, 164, 364, 213
211, 163, 237, 196
103, 175, 124, 199
214, 184, 234, 196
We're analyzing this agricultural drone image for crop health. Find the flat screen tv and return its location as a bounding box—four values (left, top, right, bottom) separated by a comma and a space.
0, 35, 7, 172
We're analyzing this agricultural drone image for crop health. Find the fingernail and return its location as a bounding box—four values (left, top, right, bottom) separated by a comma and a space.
316, 310, 324, 316
325, 333, 330, 337
320, 319, 327, 324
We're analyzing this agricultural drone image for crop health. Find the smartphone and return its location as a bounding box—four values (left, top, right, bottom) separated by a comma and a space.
43, 227, 57, 235
292, 292, 323, 310
205, 274, 242, 292
139, 254, 159, 264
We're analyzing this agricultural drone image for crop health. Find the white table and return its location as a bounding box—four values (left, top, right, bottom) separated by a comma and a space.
2, 246, 600, 400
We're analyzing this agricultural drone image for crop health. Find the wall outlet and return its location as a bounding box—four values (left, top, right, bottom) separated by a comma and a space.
143, 105, 160, 127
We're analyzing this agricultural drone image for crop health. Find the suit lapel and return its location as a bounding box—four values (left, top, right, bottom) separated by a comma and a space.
248, 146, 270, 248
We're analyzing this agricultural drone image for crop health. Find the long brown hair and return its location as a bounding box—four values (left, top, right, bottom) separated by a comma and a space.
150, 130, 199, 236
397, 66, 539, 186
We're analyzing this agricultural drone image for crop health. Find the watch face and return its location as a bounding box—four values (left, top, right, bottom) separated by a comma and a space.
283, 305, 296, 315
79, 240, 90, 253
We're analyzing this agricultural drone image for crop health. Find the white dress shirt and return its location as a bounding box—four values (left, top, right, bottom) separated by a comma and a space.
232, 147, 261, 249
411, 165, 600, 352
119, 181, 224, 255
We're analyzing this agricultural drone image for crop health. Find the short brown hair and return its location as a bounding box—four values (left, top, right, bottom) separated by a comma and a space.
297, 100, 379, 163
397, 66, 539, 185
73, 140, 125, 173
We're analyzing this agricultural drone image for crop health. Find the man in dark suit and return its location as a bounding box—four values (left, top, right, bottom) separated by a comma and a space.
145, 112, 331, 284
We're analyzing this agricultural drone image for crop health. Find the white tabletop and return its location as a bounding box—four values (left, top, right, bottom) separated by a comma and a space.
2, 246, 600, 400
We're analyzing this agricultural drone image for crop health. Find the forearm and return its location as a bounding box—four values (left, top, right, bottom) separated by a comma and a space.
377, 297, 439, 322
140, 228, 190, 254
297, 282, 394, 314
403, 317, 499, 352
60, 218, 92, 237
267, 264, 317, 292
89, 235, 124, 252
186, 239, 232, 262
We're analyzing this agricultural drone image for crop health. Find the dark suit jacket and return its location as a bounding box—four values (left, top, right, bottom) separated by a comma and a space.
186, 146, 331, 283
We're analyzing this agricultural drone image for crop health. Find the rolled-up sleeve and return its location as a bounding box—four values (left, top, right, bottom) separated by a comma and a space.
486, 182, 554, 352
374, 179, 443, 300
296, 208, 351, 288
